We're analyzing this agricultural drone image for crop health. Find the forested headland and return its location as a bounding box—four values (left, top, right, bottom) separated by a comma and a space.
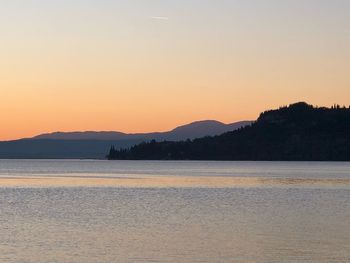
108, 102, 350, 161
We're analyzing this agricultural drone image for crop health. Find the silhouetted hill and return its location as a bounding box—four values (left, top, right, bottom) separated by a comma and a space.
108, 102, 350, 161
163, 120, 251, 141
0, 120, 251, 159
0, 139, 143, 159
33, 131, 128, 140
32, 120, 251, 141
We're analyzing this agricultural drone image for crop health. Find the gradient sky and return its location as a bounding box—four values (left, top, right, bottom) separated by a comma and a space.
1, 0, 349, 140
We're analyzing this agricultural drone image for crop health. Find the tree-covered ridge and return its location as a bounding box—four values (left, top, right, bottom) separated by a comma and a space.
107, 102, 350, 161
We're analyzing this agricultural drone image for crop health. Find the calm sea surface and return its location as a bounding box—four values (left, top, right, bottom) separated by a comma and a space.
0, 160, 349, 263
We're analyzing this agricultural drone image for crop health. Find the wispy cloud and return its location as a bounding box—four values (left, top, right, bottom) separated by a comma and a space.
149, 16, 169, 21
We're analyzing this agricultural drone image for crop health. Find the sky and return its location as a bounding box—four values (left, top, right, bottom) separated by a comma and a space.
1, 0, 349, 140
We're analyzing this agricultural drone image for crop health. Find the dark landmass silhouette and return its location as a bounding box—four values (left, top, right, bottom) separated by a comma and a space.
108, 102, 350, 161
32, 120, 251, 141
0, 120, 251, 159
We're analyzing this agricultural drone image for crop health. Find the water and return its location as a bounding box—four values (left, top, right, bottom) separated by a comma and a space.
0, 160, 349, 263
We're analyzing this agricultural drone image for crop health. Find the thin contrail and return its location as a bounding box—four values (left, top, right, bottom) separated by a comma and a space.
149, 16, 169, 21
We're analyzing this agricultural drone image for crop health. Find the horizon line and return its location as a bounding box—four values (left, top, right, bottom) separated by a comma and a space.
1, 119, 254, 142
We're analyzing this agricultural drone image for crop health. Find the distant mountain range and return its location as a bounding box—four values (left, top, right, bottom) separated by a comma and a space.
0, 120, 252, 159
32, 120, 252, 141
108, 102, 350, 161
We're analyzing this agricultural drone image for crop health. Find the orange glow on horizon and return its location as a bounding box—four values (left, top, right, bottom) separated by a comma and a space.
1, 1, 349, 141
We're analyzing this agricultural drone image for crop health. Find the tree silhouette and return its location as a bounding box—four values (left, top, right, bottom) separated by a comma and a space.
107, 102, 350, 161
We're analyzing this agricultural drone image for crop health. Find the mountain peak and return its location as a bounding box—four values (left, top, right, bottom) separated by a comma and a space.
171, 120, 226, 132
167, 120, 252, 140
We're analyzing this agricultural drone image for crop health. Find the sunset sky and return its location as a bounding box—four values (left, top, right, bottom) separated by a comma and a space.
1, 0, 349, 140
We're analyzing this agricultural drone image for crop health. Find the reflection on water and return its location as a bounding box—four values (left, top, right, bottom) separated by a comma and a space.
0, 160, 349, 263
0, 174, 350, 188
